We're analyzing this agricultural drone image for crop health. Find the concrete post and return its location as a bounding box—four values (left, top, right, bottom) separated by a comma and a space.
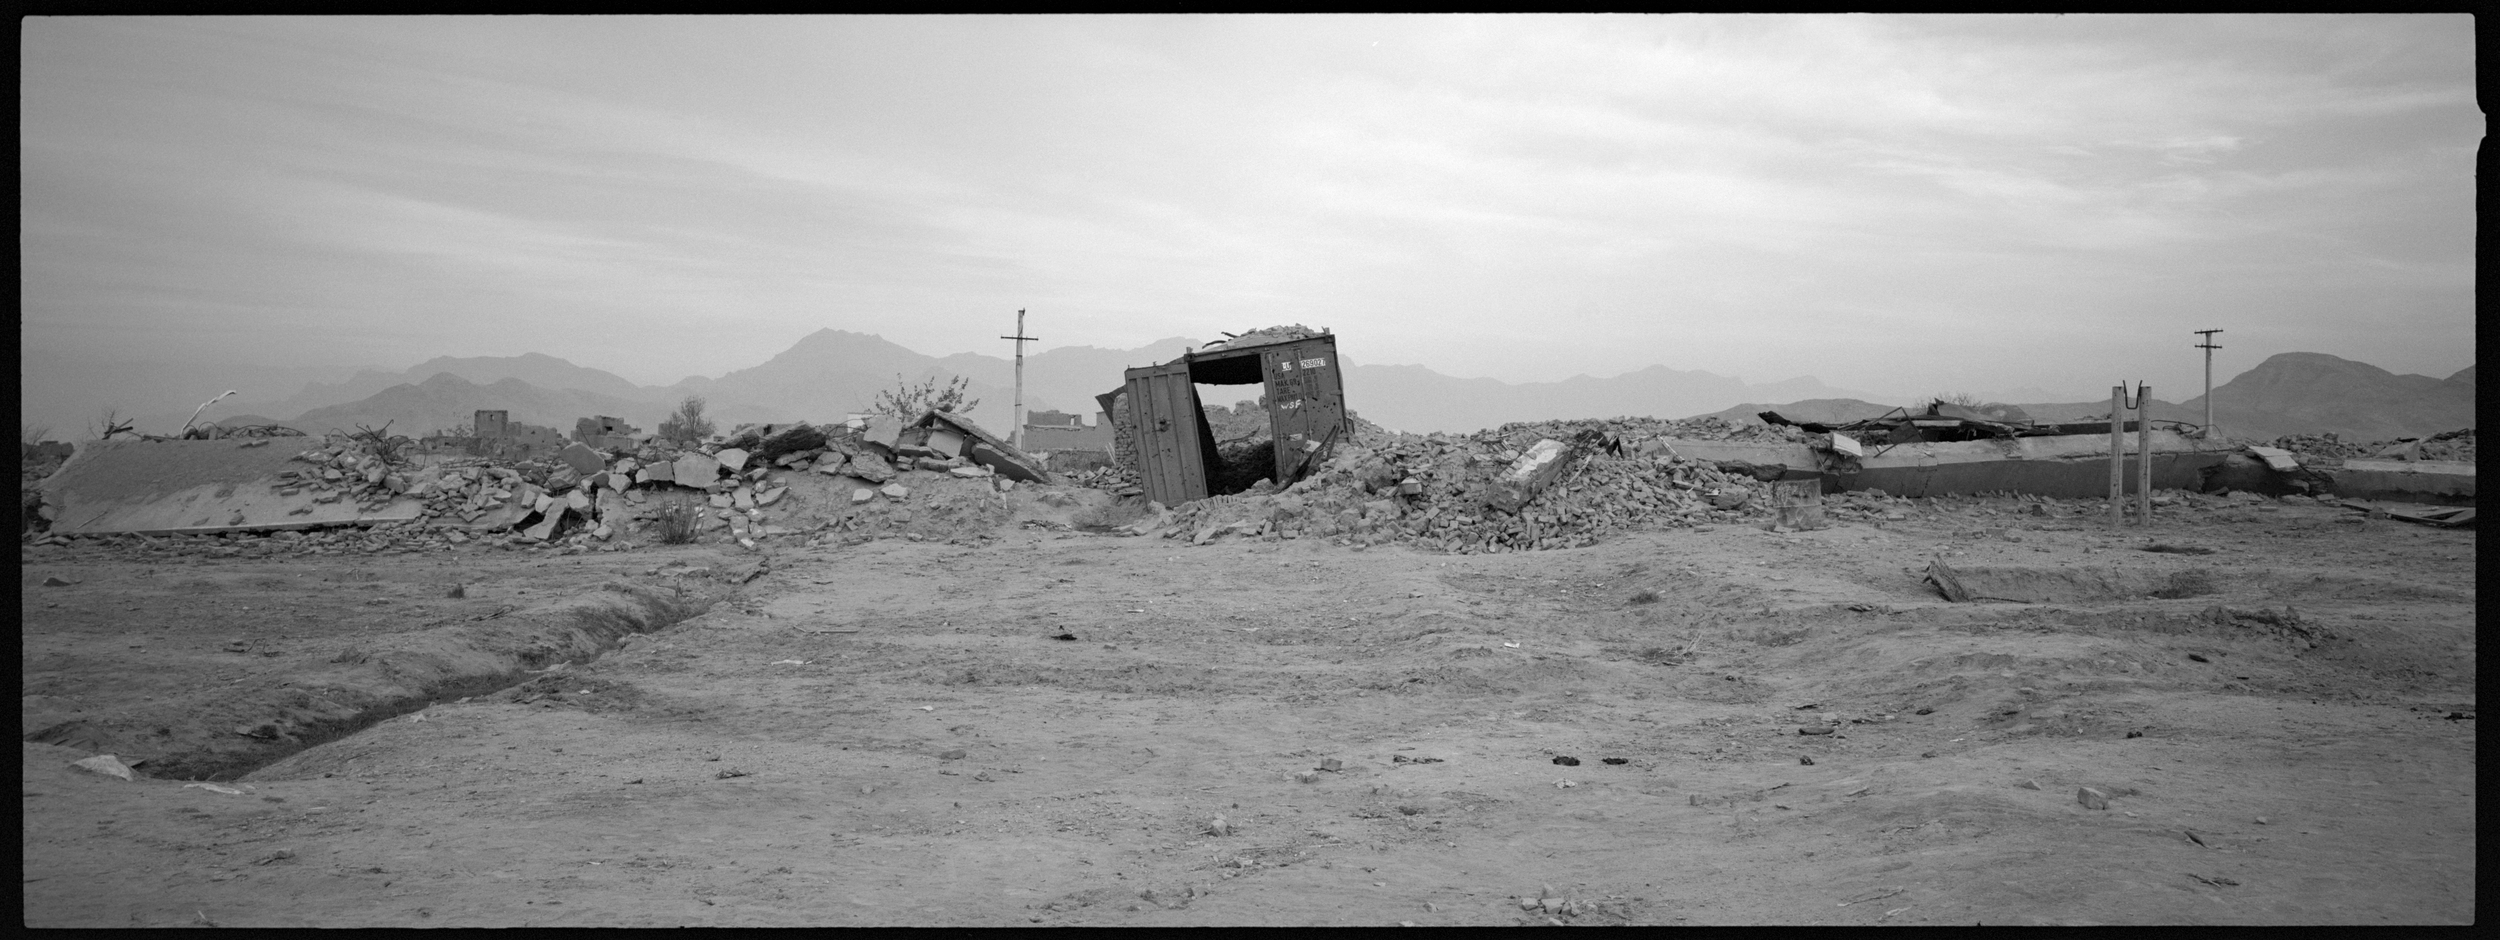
1000, 309, 1037, 450
2109, 385, 2125, 527
2136, 384, 2153, 524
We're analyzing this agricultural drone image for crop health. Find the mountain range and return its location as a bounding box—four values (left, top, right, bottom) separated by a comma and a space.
30, 333, 2472, 446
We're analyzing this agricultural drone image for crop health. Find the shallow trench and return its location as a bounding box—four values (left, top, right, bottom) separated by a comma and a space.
31, 581, 713, 782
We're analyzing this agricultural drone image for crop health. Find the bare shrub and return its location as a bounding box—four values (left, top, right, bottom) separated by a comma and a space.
651, 495, 702, 544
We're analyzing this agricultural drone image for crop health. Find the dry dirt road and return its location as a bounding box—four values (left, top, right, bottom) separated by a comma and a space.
21, 490, 2476, 926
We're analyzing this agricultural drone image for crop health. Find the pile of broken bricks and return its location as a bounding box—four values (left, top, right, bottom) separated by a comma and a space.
1131, 415, 1803, 554
176, 416, 1055, 553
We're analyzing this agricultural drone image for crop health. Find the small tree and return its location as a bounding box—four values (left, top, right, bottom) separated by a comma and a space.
871, 373, 979, 420
657, 395, 716, 445
22, 424, 53, 461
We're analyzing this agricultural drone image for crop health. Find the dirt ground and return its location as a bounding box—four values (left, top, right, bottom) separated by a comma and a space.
21, 487, 2476, 926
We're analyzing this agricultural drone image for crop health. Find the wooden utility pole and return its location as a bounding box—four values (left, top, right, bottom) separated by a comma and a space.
1000, 309, 1037, 449
2193, 330, 2223, 439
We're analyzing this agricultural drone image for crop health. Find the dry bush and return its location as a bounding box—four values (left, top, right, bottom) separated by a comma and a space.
651, 495, 702, 544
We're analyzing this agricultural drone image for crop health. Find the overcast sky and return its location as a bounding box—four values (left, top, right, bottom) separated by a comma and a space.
21, 14, 2479, 403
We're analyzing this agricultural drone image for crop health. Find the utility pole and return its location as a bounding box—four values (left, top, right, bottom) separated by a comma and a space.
2193, 330, 2223, 439
1000, 309, 1037, 449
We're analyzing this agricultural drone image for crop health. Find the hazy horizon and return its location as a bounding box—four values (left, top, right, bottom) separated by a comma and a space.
22, 15, 2477, 423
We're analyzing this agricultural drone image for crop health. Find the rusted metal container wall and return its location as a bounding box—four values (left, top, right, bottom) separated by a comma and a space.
1258, 335, 1346, 485
1122, 362, 1209, 506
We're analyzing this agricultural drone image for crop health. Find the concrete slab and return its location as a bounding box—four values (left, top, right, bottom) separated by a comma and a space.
38, 439, 427, 536
1833, 431, 2232, 500
560, 442, 604, 475
672, 453, 720, 489
2325, 459, 2474, 505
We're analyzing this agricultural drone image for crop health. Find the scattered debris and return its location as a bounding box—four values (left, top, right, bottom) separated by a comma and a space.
70, 754, 135, 780
2144, 544, 2217, 555
1839, 886, 1905, 906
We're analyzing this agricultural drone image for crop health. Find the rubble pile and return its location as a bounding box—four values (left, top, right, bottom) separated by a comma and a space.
2266, 428, 2475, 464
1130, 416, 1812, 553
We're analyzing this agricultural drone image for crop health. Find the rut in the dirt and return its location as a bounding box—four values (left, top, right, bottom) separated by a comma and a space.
25, 581, 711, 781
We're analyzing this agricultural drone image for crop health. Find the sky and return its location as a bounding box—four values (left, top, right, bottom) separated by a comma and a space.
20, 14, 2480, 406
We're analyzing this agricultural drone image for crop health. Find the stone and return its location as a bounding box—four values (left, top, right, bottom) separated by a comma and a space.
2077, 786, 2110, 810
970, 442, 1049, 484
845, 453, 896, 484
996, 478, 1015, 492
592, 524, 614, 541
566, 489, 593, 512
853, 488, 875, 504
2017, 779, 2041, 790
561, 442, 604, 475
612, 457, 640, 477
1487, 439, 1575, 513
733, 488, 756, 510
642, 460, 675, 484
758, 486, 788, 507
916, 456, 952, 472
708, 494, 732, 509
522, 506, 567, 541
881, 483, 909, 499
949, 466, 989, 478
672, 453, 719, 489
715, 448, 751, 473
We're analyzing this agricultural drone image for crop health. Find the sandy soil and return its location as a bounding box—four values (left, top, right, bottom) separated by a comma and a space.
20, 487, 2475, 926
